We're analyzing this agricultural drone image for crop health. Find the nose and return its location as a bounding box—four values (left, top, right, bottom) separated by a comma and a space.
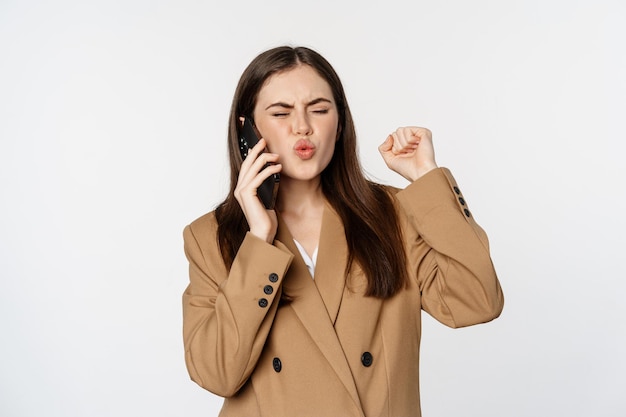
293, 111, 312, 136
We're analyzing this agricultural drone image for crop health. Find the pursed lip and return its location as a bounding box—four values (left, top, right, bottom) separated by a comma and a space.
294, 139, 316, 160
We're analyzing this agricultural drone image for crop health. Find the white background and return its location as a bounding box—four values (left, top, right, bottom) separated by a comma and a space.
1, 1, 625, 416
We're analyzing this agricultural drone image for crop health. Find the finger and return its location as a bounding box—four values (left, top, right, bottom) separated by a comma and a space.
242, 163, 282, 202
409, 127, 432, 142
399, 127, 420, 146
253, 162, 282, 186
395, 127, 425, 153
240, 139, 271, 177
242, 138, 267, 162
239, 151, 280, 186
238, 144, 278, 183
235, 161, 282, 203
378, 135, 393, 153
391, 132, 402, 154
247, 152, 280, 175
391, 132, 413, 154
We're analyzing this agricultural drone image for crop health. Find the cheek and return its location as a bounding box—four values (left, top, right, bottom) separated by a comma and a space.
253, 120, 269, 140
262, 134, 288, 156
253, 122, 276, 148
256, 121, 291, 154
324, 144, 337, 162
318, 138, 337, 165
326, 116, 340, 140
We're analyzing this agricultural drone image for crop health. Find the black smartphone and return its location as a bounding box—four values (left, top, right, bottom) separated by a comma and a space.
238, 117, 280, 209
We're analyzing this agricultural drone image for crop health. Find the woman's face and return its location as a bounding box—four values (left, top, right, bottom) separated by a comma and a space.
252, 64, 339, 183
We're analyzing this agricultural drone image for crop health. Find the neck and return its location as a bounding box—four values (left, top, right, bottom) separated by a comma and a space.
275, 176, 325, 215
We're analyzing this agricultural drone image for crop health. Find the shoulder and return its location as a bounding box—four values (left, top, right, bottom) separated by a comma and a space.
188, 210, 218, 232
184, 210, 220, 248
182, 210, 228, 274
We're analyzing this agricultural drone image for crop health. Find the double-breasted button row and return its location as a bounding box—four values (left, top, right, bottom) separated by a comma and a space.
272, 352, 374, 373
258, 273, 279, 308
271, 353, 373, 373
453, 185, 471, 218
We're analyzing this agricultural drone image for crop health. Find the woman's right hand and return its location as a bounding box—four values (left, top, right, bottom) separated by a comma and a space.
234, 138, 282, 243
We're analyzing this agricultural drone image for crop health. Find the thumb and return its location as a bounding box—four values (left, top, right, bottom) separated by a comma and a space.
378, 135, 393, 154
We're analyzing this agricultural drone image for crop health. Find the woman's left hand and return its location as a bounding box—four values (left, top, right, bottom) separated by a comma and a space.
378, 126, 438, 182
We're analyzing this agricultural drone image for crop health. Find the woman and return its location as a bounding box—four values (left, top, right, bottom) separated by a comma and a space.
182, 46, 504, 417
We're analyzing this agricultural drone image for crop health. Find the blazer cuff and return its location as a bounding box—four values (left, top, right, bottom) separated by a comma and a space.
396, 167, 474, 222
395, 167, 490, 251
221, 232, 294, 309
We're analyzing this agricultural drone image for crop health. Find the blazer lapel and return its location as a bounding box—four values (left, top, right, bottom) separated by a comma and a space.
276, 213, 363, 413
313, 201, 348, 325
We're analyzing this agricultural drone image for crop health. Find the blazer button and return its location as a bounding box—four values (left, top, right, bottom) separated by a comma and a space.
268, 273, 279, 283
263, 285, 274, 295
453, 186, 461, 195
459, 197, 466, 206
361, 352, 373, 367
273, 357, 282, 373
258, 298, 268, 308
464, 208, 471, 218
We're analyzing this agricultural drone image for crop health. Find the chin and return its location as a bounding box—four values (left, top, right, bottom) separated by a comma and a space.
283, 170, 323, 182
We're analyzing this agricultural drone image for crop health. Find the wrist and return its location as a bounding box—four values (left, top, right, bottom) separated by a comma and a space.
408, 164, 438, 182
249, 227, 275, 244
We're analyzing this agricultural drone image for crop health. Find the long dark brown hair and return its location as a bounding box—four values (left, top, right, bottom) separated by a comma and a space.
215, 46, 408, 298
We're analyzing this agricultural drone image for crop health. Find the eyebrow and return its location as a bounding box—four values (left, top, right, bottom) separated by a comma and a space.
265, 97, 333, 110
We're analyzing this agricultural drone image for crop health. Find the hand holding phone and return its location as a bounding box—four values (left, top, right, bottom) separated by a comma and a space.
238, 117, 280, 209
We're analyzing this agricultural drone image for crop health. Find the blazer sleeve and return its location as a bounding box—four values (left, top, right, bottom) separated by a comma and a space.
182, 213, 293, 396
395, 167, 504, 328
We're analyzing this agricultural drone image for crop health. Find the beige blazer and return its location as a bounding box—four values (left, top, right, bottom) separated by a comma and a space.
182, 168, 504, 417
